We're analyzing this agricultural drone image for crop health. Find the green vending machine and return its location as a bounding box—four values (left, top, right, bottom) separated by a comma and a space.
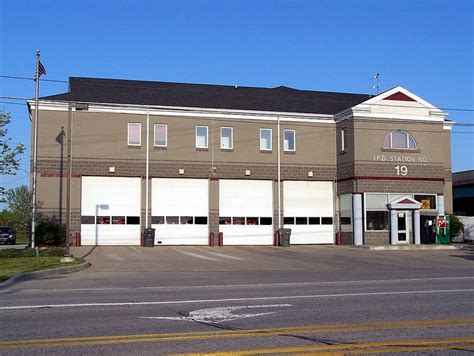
436, 215, 451, 244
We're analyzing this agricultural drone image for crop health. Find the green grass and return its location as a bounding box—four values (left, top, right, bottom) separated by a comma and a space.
0, 254, 83, 282
15, 232, 28, 245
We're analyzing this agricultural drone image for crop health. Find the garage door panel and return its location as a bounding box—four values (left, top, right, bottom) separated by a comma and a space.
81, 177, 141, 246
152, 178, 209, 245
284, 181, 334, 245
219, 180, 273, 245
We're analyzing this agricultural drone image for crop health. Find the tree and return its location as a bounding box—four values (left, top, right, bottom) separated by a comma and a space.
6, 185, 32, 231
1, 110, 25, 202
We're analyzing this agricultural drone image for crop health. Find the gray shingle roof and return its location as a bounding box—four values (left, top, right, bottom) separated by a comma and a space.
40, 77, 372, 115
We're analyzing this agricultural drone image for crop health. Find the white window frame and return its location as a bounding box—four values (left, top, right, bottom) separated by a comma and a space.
260, 128, 272, 151
220, 127, 233, 150
128, 123, 141, 146
283, 129, 296, 152
341, 128, 347, 152
384, 130, 417, 150
154, 124, 167, 147
195, 125, 208, 149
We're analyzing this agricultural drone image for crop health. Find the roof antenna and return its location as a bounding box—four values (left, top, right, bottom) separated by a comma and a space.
371, 73, 380, 94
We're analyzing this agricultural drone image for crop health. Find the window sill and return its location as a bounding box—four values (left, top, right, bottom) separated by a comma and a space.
284, 150, 296, 154
128, 145, 141, 149
260, 150, 273, 153
196, 147, 209, 151
220, 148, 234, 152
381, 148, 420, 153
154, 146, 167, 150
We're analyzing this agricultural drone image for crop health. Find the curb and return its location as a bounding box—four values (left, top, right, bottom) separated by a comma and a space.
356, 245, 463, 251
0, 261, 91, 289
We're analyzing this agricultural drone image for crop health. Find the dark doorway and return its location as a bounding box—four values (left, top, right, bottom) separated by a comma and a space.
420, 215, 436, 244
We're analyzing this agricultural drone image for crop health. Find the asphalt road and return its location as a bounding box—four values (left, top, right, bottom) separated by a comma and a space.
1, 245, 473, 355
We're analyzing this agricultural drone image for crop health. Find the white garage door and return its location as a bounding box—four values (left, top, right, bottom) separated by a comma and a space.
81, 177, 141, 245
283, 181, 334, 244
219, 180, 273, 245
151, 178, 209, 245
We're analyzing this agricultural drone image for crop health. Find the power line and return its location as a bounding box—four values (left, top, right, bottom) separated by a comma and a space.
1, 74, 474, 113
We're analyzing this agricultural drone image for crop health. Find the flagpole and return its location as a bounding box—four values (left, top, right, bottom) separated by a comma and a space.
31, 49, 40, 249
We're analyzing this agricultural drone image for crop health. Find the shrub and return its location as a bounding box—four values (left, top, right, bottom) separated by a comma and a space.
448, 214, 464, 240
35, 221, 66, 246
43, 247, 66, 257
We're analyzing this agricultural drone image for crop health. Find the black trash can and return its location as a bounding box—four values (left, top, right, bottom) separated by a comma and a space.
279, 228, 291, 247
143, 228, 155, 247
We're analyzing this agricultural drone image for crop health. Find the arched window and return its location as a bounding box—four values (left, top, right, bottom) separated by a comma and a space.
384, 130, 417, 150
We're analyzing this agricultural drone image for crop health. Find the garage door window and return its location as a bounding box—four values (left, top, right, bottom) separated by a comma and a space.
284, 217, 324, 225
194, 216, 208, 225
166, 216, 179, 224
81, 216, 95, 224
126, 216, 140, 225
246, 217, 259, 225
233, 217, 245, 225
321, 217, 333, 225
152, 216, 165, 224
97, 216, 110, 224
112, 216, 125, 224
219, 217, 231, 225
260, 217, 273, 225
180, 216, 193, 224
128, 123, 141, 146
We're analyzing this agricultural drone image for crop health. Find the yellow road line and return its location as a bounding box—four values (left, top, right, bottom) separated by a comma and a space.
181, 337, 474, 355
0, 317, 472, 350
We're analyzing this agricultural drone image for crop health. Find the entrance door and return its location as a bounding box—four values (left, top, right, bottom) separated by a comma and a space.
397, 211, 411, 243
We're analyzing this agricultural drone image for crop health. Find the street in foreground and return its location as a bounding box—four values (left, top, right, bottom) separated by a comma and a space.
0, 245, 473, 354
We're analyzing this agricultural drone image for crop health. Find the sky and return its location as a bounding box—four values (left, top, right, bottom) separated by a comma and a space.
0, 0, 473, 195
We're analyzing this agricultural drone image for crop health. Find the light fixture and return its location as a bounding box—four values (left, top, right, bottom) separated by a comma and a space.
109, 166, 115, 173
245, 170, 251, 176
179, 169, 185, 175
307, 171, 314, 178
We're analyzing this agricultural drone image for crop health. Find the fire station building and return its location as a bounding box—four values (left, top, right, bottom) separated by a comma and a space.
28, 77, 452, 246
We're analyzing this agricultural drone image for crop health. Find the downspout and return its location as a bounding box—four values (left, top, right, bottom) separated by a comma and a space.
145, 109, 150, 228
277, 115, 281, 230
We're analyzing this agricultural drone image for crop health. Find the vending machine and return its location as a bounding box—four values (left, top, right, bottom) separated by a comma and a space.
436, 215, 451, 244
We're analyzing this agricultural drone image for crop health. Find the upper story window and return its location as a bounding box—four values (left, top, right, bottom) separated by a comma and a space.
260, 128, 272, 151
384, 130, 417, 150
220, 127, 233, 149
154, 124, 167, 147
341, 128, 347, 152
196, 126, 208, 149
284, 129, 296, 152
128, 123, 141, 146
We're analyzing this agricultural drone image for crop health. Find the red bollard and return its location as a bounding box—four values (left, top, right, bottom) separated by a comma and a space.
335, 231, 341, 245
75, 232, 81, 247
209, 232, 215, 247
274, 230, 280, 246
218, 232, 223, 247
140, 231, 144, 247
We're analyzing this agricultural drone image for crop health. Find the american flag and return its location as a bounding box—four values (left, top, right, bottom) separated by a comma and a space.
34, 61, 46, 81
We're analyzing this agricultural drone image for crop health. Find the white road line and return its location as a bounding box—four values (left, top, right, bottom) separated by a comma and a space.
177, 251, 219, 261
206, 251, 243, 260
1, 289, 473, 310
13, 276, 474, 293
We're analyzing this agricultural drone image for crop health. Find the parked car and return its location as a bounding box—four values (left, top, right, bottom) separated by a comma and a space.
0, 227, 16, 245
